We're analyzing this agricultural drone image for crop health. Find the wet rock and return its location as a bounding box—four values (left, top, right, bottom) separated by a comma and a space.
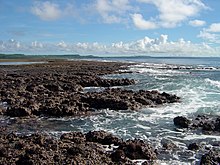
0, 106, 5, 115
44, 83, 61, 92
115, 139, 157, 160
162, 142, 177, 150
202, 122, 215, 132
0, 61, 180, 118
0, 147, 7, 157
86, 130, 122, 145
214, 118, 220, 131
84, 88, 179, 112
6, 106, 31, 117
111, 149, 126, 162
60, 132, 85, 143
67, 146, 83, 156
188, 143, 200, 151
200, 151, 220, 165
173, 116, 191, 128
103, 134, 123, 146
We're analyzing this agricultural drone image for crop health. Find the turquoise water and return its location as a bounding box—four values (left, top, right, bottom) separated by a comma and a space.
1, 57, 220, 164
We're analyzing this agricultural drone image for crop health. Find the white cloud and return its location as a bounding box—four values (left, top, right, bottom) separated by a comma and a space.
136, 0, 207, 28
207, 23, 220, 32
1, 35, 219, 56
31, 1, 62, 21
32, 41, 43, 48
95, 0, 133, 23
198, 23, 220, 43
198, 31, 218, 41
57, 41, 67, 48
131, 14, 158, 30
189, 19, 206, 27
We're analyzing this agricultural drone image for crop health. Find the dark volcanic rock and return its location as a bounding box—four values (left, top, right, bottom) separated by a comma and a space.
188, 143, 200, 151
84, 88, 180, 111
200, 151, 220, 165
173, 116, 191, 128
115, 139, 157, 161
86, 130, 123, 145
174, 115, 220, 134
60, 132, 86, 143
214, 118, 220, 131
0, 130, 156, 165
111, 149, 126, 162
6, 106, 31, 117
0, 61, 180, 117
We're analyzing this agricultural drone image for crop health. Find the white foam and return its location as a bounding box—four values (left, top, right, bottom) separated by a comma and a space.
183, 134, 220, 141
130, 67, 181, 75
205, 78, 220, 89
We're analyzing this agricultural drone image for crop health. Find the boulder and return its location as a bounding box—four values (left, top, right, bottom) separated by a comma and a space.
188, 143, 199, 151
173, 116, 191, 128
200, 151, 220, 165
6, 106, 31, 117
114, 139, 157, 160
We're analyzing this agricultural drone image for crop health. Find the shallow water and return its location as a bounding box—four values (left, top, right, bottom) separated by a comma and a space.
1, 57, 220, 164
0, 61, 45, 65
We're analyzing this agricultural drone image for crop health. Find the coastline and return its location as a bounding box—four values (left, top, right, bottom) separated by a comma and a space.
0, 59, 219, 164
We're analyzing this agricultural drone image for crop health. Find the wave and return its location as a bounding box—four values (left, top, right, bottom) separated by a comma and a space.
205, 78, 220, 89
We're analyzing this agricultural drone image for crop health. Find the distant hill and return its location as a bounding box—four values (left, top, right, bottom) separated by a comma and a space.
0, 54, 99, 59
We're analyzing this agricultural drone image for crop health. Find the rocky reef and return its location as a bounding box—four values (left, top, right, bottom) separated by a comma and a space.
0, 61, 180, 117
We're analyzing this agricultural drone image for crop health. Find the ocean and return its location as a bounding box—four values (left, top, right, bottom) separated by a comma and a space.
1, 56, 220, 164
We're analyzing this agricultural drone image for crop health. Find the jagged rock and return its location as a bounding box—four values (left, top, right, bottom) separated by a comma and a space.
60, 132, 85, 143
173, 116, 191, 128
0, 61, 180, 117
174, 115, 220, 136
200, 151, 220, 165
115, 139, 157, 160
188, 143, 200, 151
86, 130, 122, 145
0, 130, 156, 164
214, 118, 220, 131
202, 122, 215, 131
6, 106, 31, 117
111, 149, 126, 162
161, 138, 178, 150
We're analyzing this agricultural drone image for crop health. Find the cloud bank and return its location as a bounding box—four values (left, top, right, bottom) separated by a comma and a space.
0, 35, 219, 56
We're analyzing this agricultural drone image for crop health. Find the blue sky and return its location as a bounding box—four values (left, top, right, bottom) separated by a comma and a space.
0, 0, 220, 56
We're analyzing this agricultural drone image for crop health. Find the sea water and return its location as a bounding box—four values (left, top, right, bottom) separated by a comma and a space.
1, 56, 220, 164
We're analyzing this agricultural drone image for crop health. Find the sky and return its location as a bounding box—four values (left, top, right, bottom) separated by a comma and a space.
0, 0, 220, 56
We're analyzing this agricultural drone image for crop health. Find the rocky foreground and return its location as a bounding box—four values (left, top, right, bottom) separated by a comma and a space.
0, 128, 157, 164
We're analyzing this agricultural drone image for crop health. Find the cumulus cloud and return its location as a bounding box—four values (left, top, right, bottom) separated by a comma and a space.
95, 0, 133, 23
198, 23, 220, 43
207, 23, 220, 32
1, 35, 219, 56
131, 14, 158, 30
134, 0, 207, 29
189, 19, 206, 27
31, 1, 62, 21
